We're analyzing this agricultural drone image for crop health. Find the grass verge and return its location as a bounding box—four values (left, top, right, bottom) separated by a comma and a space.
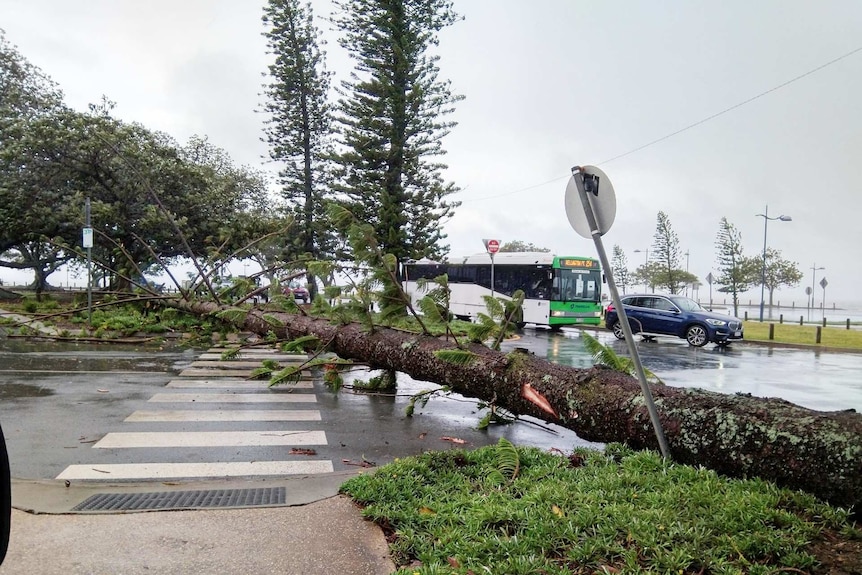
341, 442, 861, 574
742, 320, 862, 349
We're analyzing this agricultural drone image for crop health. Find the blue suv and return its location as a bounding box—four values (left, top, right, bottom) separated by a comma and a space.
605, 294, 743, 347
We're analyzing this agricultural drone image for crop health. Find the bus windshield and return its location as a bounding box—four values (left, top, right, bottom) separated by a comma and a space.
554, 268, 601, 302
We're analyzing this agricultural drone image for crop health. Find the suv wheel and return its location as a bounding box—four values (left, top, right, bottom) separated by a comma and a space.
685, 324, 709, 347
611, 321, 626, 340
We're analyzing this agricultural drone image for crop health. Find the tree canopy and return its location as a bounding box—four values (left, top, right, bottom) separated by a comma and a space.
499, 240, 549, 253
330, 0, 463, 266
262, 0, 335, 298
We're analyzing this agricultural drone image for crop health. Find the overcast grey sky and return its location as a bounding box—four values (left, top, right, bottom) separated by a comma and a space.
3, 0, 861, 306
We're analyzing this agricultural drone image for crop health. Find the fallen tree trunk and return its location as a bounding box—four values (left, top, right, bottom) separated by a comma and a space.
177, 301, 862, 511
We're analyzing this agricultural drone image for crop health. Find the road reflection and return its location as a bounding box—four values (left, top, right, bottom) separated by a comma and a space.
504, 327, 862, 413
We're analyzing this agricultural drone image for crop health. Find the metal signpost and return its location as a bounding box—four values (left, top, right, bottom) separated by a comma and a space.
483, 238, 500, 298
706, 272, 714, 311
83, 198, 94, 325
820, 277, 828, 321
809, 264, 824, 322
564, 166, 669, 459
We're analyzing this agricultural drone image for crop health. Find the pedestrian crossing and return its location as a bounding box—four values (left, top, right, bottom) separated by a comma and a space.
56, 346, 334, 482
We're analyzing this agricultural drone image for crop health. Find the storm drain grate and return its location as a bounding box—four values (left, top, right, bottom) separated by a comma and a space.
72, 487, 286, 511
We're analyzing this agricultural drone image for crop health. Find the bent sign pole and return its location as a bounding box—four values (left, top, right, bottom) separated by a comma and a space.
564, 166, 670, 459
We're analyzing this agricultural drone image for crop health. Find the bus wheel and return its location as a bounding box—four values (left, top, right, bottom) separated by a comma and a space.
515, 322, 526, 330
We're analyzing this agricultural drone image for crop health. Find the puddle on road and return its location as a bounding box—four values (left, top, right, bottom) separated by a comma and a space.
0, 382, 54, 398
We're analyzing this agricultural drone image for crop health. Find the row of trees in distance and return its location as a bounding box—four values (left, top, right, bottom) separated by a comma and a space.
609, 212, 803, 316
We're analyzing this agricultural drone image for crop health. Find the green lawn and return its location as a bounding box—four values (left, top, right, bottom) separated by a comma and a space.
743, 319, 862, 349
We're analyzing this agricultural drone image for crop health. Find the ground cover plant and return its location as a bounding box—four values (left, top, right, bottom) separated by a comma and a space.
341, 441, 862, 574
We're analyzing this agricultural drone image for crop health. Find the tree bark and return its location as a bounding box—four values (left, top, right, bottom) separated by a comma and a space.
178, 301, 862, 511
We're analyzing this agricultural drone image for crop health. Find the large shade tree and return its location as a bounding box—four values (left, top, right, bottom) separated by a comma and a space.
331, 0, 463, 270
0, 30, 76, 293
752, 247, 803, 310
499, 240, 549, 253
3, 98, 273, 291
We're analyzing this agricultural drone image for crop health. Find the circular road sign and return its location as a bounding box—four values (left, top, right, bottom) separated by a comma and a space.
805, 286, 812, 296
564, 165, 616, 239
485, 239, 500, 254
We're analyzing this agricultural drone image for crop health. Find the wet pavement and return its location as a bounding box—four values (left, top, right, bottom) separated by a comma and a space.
0, 339, 590, 485
514, 327, 862, 413
1, 328, 861, 486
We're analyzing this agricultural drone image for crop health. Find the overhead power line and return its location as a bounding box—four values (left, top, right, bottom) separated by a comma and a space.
461, 45, 862, 203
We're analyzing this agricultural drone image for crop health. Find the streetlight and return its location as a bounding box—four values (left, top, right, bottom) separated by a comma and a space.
634, 249, 648, 292
756, 205, 791, 322
810, 263, 825, 322
684, 249, 690, 296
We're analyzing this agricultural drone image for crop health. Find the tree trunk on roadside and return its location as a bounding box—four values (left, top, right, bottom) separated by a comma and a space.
174, 300, 862, 512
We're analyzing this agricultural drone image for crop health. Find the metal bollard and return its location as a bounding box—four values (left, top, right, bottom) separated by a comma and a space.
822, 317, 827, 327
847, 318, 851, 330
768, 323, 774, 340
779, 314, 783, 324
799, 315, 803, 326
816, 326, 822, 344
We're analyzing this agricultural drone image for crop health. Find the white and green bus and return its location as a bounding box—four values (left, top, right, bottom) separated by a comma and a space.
403, 252, 604, 328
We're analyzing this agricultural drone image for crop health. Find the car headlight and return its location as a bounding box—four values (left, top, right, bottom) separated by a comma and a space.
706, 318, 727, 326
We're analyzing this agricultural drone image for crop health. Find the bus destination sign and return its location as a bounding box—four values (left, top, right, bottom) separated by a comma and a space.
561, 259, 595, 268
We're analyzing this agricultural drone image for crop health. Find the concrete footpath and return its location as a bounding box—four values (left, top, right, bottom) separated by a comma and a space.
0, 473, 395, 575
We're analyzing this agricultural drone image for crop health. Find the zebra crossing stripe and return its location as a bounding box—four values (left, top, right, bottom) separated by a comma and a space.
56, 460, 334, 480
190, 360, 304, 369
166, 380, 314, 389
179, 367, 314, 379
196, 353, 309, 361
93, 430, 327, 448
149, 393, 316, 403
125, 410, 322, 422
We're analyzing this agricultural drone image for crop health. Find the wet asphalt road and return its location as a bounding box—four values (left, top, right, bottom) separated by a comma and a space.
0, 329, 860, 482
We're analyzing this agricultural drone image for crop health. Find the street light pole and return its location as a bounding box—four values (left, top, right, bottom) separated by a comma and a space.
810, 263, 825, 322
684, 249, 690, 296
756, 205, 791, 322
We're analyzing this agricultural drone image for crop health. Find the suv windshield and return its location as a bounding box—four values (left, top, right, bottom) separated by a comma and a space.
668, 296, 702, 312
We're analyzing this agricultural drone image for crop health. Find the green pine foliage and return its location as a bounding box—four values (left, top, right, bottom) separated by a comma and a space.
580, 330, 662, 384
280, 334, 320, 352
651, 211, 683, 293
433, 349, 478, 366
330, 0, 464, 265
715, 217, 754, 315
261, 0, 336, 292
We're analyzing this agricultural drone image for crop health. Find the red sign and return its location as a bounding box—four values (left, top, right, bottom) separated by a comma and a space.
487, 239, 500, 254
